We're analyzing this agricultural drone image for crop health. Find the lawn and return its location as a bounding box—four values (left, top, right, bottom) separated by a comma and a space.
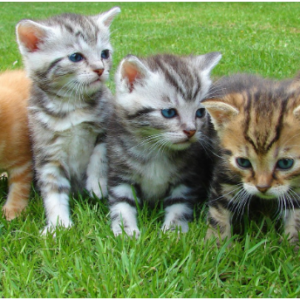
1, 2, 300, 297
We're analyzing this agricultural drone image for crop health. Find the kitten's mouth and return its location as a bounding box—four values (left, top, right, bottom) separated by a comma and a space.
91, 78, 102, 84
175, 137, 196, 145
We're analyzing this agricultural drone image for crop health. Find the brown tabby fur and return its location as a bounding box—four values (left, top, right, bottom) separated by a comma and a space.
0, 70, 33, 220
202, 73, 300, 246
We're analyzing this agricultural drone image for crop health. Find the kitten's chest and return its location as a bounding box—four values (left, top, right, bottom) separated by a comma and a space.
61, 124, 96, 169
136, 158, 178, 200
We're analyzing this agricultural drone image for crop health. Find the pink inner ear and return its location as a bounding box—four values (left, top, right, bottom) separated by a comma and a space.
122, 62, 141, 92
18, 25, 42, 52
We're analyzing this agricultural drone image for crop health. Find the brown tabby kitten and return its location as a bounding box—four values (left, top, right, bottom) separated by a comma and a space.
202, 73, 300, 245
0, 70, 33, 220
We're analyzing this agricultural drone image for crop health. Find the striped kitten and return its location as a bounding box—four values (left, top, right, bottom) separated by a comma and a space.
16, 7, 120, 233
202, 73, 300, 245
108, 52, 221, 237
0, 70, 33, 220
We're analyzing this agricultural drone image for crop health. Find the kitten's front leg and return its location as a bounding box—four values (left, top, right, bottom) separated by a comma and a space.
2, 161, 33, 220
162, 185, 194, 233
86, 140, 108, 199
38, 162, 73, 234
205, 203, 232, 243
283, 208, 300, 245
109, 184, 140, 237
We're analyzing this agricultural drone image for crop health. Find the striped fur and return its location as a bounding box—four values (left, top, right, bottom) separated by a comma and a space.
107, 52, 221, 237
0, 70, 33, 220
16, 7, 120, 233
202, 73, 300, 245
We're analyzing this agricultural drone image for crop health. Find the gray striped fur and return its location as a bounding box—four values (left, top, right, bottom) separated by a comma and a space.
107, 52, 221, 237
16, 7, 120, 233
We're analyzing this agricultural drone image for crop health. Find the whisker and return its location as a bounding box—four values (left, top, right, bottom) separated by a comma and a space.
209, 183, 243, 204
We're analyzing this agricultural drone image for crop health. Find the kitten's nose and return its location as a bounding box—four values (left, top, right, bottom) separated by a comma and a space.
183, 130, 196, 138
256, 185, 270, 193
94, 69, 104, 77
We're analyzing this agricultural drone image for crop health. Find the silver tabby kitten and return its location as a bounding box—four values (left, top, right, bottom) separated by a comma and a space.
16, 7, 120, 233
107, 52, 222, 237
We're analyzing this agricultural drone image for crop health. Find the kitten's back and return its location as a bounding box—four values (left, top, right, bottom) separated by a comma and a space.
0, 70, 33, 220
0, 70, 32, 153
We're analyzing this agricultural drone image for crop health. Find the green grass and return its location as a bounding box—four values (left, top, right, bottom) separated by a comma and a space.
1, 2, 300, 298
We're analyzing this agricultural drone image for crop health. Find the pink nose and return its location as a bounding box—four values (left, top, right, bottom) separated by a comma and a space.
256, 185, 270, 193
183, 130, 196, 138
94, 69, 104, 76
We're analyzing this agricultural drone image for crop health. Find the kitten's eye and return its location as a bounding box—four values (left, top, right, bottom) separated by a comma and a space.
236, 158, 252, 169
196, 108, 206, 118
161, 109, 177, 118
101, 50, 110, 59
276, 158, 294, 170
69, 53, 84, 62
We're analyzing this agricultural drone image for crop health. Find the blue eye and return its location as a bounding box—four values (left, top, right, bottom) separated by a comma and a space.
69, 53, 84, 62
236, 158, 252, 169
276, 158, 294, 170
196, 108, 206, 118
101, 50, 110, 59
161, 109, 177, 118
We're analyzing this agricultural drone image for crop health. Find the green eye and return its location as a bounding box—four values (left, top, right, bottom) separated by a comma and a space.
276, 158, 294, 170
236, 158, 252, 169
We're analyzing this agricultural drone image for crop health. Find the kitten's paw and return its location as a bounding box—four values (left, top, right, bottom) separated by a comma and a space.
41, 220, 73, 236
2, 204, 26, 221
113, 226, 140, 238
283, 234, 300, 251
86, 177, 108, 199
205, 228, 232, 247
161, 220, 189, 234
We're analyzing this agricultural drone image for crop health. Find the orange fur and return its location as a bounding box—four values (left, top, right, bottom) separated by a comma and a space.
0, 70, 33, 220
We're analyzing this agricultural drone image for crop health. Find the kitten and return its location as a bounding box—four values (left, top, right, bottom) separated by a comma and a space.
16, 7, 120, 233
202, 73, 300, 245
107, 52, 221, 237
0, 70, 33, 220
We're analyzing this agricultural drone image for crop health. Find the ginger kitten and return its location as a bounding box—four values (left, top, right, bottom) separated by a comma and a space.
202, 73, 300, 246
0, 70, 33, 220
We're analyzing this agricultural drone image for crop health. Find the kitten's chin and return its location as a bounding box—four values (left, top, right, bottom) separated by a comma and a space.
85, 80, 104, 94
255, 193, 278, 200
169, 142, 192, 151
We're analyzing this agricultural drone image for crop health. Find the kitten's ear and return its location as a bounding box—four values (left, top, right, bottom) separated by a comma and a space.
118, 55, 150, 93
201, 99, 239, 130
197, 52, 222, 75
293, 105, 300, 120
95, 7, 121, 27
16, 20, 52, 53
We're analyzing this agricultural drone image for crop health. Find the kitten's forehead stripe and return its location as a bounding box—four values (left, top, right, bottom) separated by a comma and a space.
154, 58, 186, 99
243, 89, 257, 152
142, 54, 202, 102
42, 13, 101, 46
212, 74, 298, 154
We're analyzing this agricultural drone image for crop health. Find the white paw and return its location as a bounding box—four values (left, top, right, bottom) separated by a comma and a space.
113, 226, 140, 238
161, 220, 189, 234
40, 220, 73, 236
86, 177, 108, 199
